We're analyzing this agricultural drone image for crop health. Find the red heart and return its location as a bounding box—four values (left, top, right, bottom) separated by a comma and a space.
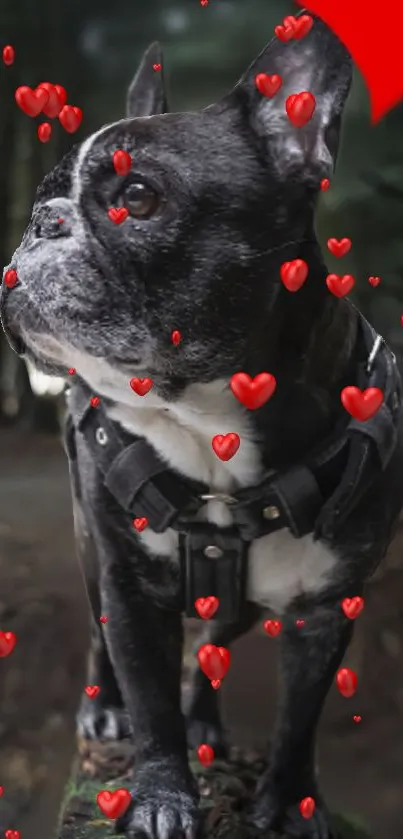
336, 667, 358, 698
197, 644, 231, 681
38, 122, 52, 143
263, 619, 282, 637
38, 82, 67, 117
90, 396, 100, 407
211, 679, 222, 690
200, 0, 209, 6
341, 386, 384, 421
130, 377, 153, 396
0, 631, 17, 657
15, 85, 49, 117
255, 73, 283, 98
368, 275, 381, 287
327, 237, 352, 258
108, 207, 129, 225
280, 259, 309, 292
197, 743, 214, 766
68, 367, 76, 376
274, 20, 295, 42
326, 273, 355, 298
195, 597, 219, 620
0, 786, 3, 797
59, 105, 83, 133
299, 797, 316, 819
113, 150, 132, 176
295, 619, 305, 628
230, 372, 277, 410
212, 433, 240, 461
3, 45, 15, 66
5, 831, 20, 839
171, 329, 182, 346
84, 685, 100, 699
286, 92, 316, 127
152, 63, 162, 71
97, 788, 132, 819
133, 517, 149, 532
3, 269, 18, 289
341, 596, 365, 620
99, 615, 108, 624
353, 714, 362, 724
293, 14, 314, 39
320, 178, 331, 191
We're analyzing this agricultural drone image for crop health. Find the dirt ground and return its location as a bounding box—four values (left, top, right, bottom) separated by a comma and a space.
1, 427, 403, 839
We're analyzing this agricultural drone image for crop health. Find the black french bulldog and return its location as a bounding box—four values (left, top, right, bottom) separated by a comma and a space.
2, 11, 403, 839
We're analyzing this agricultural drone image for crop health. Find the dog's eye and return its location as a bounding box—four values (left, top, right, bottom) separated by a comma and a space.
123, 182, 160, 219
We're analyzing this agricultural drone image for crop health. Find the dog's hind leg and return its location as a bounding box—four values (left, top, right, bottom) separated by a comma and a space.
184, 601, 261, 757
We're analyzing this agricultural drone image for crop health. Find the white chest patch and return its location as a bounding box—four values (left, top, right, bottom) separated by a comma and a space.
46, 343, 339, 615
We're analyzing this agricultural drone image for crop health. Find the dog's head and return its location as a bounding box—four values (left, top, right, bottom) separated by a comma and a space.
1, 15, 352, 402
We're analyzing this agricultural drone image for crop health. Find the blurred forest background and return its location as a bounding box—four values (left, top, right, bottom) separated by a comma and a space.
2, 2, 403, 839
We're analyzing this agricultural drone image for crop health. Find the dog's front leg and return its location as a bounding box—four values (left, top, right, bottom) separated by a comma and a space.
99, 560, 199, 839
249, 599, 356, 838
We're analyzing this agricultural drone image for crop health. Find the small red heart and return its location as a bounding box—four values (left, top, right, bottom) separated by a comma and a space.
171, 329, 182, 345
15, 85, 49, 117
0, 785, 4, 796
341, 596, 365, 620
200, 0, 209, 5
293, 14, 314, 39
0, 631, 17, 657
353, 714, 362, 724
299, 797, 316, 819
326, 274, 355, 298
152, 63, 162, 71
230, 372, 277, 410
341, 386, 384, 421
263, 619, 282, 637
336, 667, 358, 698
84, 684, 100, 699
38, 122, 52, 143
3, 269, 18, 289
5, 831, 20, 839
327, 237, 352, 258
97, 788, 132, 819
286, 91, 316, 127
274, 20, 295, 42
320, 178, 331, 191
113, 150, 132, 176
197, 644, 231, 681
130, 377, 153, 396
3, 45, 15, 66
90, 396, 100, 407
68, 367, 76, 376
280, 259, 309, 292
211, 679, 222, 690
133, 517, 149, 532
38, 81, 67, 117
255, 73, 283, 98
108, 207, 129, 225
197, 743, 214, 766
295, 619, 305, 628
99, 615, 108, 624
368, 275, 381, 287
195, 597, 219, 620
212, 433, 240, 461
59, 105, 83, 133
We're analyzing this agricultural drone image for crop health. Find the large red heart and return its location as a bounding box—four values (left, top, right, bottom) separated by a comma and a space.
5, 831, 20, 839
15, 85, 49, 117
38, 82, 67, 117
130, 377, 153, 395
263, 619, 282, 637
230, 372, 277, 410
59, 105, 83, 133
341, 386, 384, 421
97, 788, 132, 819
212, 433, 240, 461
255, 73, 282, 98
286, 92, 316, 127
295, 0, 403, 123
335, 667, 358, 698
3, 269, 18, 288
197, 743, 215, 766
0, 631, 17, 657
341, 596, 365, 620
280, 259, 309, 292
299, 797, 316, 819
197, 644, 231, 680
113, 150, 132, 176
327, 238, 352, 258
195, 596, 219, 620
326, 274, 355, 298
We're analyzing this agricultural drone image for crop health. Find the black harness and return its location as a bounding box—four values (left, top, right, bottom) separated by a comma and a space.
65, 312, 401, 624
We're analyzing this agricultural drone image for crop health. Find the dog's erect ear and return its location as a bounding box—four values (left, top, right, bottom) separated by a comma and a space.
126, 42, 168, 118
218, 12, 352, 182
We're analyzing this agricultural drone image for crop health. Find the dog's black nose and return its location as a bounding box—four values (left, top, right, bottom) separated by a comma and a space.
33, 200, 73, 240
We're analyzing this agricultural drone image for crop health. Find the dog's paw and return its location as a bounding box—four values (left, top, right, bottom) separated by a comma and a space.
115, 761, 200, 838
247, 785, 339, 839
77, 694, 132, 741
186, 715, 228, 759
